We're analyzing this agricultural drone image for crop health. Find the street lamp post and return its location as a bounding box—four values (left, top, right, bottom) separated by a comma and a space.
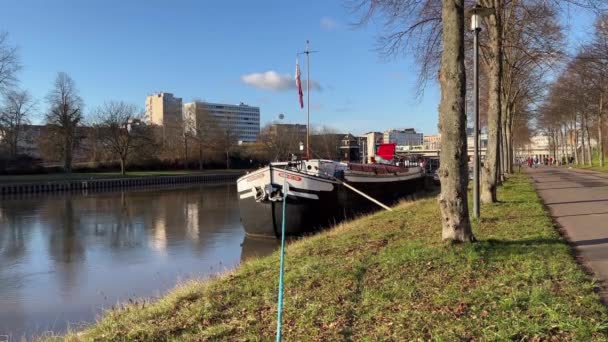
467, 4, 492, 219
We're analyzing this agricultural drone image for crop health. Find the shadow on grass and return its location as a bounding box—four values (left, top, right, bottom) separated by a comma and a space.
339, 261, 368, 341
472, 238, 566, 260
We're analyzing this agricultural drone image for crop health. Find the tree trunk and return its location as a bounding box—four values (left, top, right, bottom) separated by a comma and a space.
586, 120, 592, 167
573, 119, 579, 165
120, 157, 125, 175
502, 105, 509, 174
599, 94, 604, 168
437, 0, 474, 242
497, 123, 504, 183
11, 128, 19, 157
199, 140, 204, 171
64, 128, 73, 173
500, 102, 508, 175
502, 119, 508, 178
561, 126, 566, 162
183, 135, 189, 170
480, 7, 502, 204
553, 130, 558, 161
506, 103, 514, 173
581, 113, 587, 165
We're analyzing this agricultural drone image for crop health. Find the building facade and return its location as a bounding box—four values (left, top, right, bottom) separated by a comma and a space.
423, 134, 441, 150
466, 132, 488, 150
516, 134, 551, 160
383, 128, 423, 147
360, 131, 383, 163
183, 101, 260, 142
145, 92, 183, 127
340, 134, 360, 162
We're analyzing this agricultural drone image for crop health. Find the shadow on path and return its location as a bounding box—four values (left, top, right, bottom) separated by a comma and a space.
573, 238, 608, 247
545, 198, 608, 206
555, 211, 608, 219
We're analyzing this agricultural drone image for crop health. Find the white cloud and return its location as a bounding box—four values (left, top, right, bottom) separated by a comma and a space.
320, 17, 338, 30
241, 71, 292, 91
241, 70, 322, 91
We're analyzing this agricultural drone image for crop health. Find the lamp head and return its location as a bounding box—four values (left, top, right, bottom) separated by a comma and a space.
466, 5, 493, 31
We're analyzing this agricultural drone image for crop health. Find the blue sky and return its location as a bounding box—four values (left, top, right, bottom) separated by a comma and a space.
0, 0, 597, 135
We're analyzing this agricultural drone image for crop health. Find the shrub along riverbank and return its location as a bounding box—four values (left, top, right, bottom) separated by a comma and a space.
562, 153, 608, 173
568, 163, 608, 173
61, 174, 608, 340
0, 170, 244, 184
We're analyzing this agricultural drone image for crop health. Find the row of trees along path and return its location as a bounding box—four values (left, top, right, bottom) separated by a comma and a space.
539, 14, 608, 168
351, 0, 606, 242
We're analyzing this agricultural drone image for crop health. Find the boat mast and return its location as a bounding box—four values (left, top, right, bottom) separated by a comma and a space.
299, 40, 317, 160
306, 40, 310, 160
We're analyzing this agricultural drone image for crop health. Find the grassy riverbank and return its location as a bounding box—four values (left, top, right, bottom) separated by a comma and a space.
61, 174, 608, 340
564, 154, 608, 173
569, 164, 608, 173
0, 170, 244, 184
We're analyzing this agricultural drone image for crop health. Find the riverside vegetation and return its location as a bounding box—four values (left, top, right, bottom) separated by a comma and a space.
58, 174, 608, 341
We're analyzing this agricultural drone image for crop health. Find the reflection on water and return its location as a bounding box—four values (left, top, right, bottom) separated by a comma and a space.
0, 183, 277, 339
240, 236, 279, 263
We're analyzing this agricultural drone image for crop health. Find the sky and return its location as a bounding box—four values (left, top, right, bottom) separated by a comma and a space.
0, 0, 598, 136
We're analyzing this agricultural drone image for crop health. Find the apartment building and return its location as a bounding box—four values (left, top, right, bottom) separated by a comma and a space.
145, 92, 183, 127
423, 134, 441, 150
383, 128, 423, 147
183, 101, 260, 142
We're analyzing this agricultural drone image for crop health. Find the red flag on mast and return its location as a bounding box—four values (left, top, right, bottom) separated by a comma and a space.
295, 58, 303, 109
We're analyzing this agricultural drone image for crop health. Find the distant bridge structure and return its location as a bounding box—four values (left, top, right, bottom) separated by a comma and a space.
394, 147, 487, 158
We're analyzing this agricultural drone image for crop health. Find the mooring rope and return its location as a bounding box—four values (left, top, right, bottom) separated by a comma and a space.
275, 172, 288, 342
339, 180, 393, 212
274, 168, 393, 340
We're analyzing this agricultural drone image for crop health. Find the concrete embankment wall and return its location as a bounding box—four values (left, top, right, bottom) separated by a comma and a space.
0, 172, 244, 195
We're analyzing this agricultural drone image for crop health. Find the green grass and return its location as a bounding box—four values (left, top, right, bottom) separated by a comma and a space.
58, 175, 608, 341
0, 170, 243, 184
566, 150, 608, 173
570, 163, 608, 173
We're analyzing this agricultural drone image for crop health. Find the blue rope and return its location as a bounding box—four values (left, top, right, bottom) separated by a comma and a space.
276, 174, 288, 342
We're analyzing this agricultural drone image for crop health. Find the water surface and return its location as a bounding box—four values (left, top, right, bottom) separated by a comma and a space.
0, 183, 277, 339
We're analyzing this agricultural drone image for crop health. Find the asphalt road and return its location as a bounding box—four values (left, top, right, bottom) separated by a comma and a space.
527, 166, 608, 294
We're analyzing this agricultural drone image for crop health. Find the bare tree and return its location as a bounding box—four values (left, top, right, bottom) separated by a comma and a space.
349, 0, 443, 94
258, 123, 303, 161
0, 89, 35, 157
538, 51, 602, 166
95, 101, 152, 175
351, 0, 473, 241
581, 14, 608, 167
0, 32, 20, 94
499, 1, 563, 174
45, 72, 84, 173
478, 0, 504, 203
437, 0, 474, 241
184, 101, 225, 170
218, 125, 238, 169
310, 126, 343, 160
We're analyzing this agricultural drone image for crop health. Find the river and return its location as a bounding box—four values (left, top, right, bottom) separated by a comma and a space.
0, 183, 278, 339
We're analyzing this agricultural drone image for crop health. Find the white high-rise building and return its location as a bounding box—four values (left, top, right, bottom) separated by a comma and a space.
360, 131, 383, 163
183, 101, 260, 142
383, 128, 423, 147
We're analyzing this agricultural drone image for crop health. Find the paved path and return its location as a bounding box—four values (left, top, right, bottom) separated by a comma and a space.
527, 166, 608, 291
